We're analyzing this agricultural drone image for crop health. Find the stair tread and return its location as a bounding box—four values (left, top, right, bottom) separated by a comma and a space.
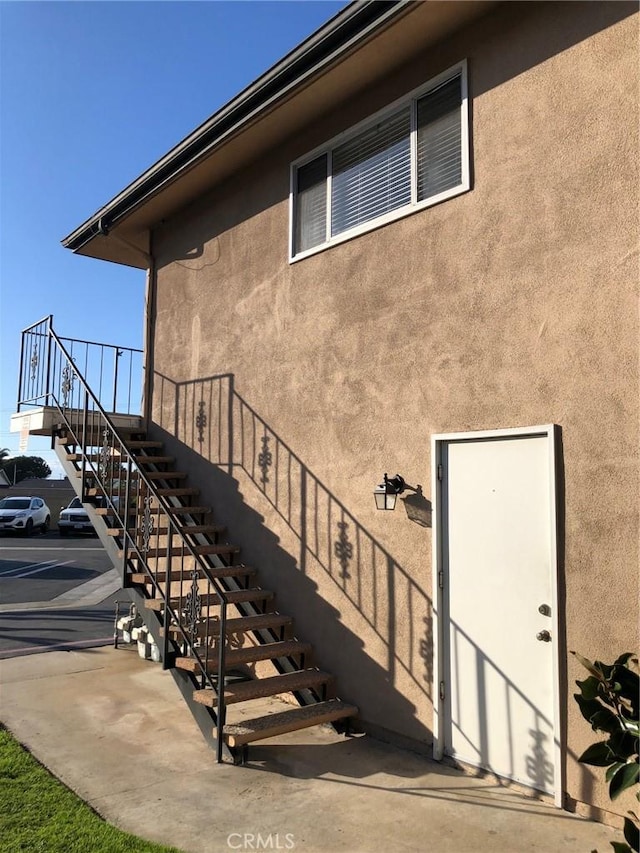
166, 506, 212, 515
132, 565, 256, 584
222, 612, 292, 632
124, 544, 239, 558
65, 452, 121, 462
176, 639, 311, 672
179, 524, 224, 535
194, 669, 332, 706
57, 431, 137, 445
166, 611, 290, 636
133, 456, 175, 464
223, 700, 357, 746
96, 505, 212, 517
156, 488, 199, 496
142, 471, 188, 480
144, 587, 274, 611
220, 639, 311, 666
212, 588, 274, 604
107, 524, 224, 537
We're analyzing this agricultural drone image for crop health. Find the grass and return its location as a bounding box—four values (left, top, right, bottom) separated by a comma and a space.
0, 726, 184, 853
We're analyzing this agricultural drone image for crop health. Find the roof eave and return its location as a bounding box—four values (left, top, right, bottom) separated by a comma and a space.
61, 0, 410, 258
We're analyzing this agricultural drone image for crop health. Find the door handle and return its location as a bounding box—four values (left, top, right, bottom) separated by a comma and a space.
536, 630, 552, 642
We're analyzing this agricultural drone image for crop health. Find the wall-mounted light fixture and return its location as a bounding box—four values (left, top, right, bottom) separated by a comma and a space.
374, 473, 418, 511
374, 472, 432, 526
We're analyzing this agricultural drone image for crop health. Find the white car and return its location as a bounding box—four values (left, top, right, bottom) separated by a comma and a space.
58, 497, 96, 536
0, 496, 51, 535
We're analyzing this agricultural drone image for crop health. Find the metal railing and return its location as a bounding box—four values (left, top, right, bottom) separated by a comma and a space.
17, 316, 143, 416
16, 316, 230, 761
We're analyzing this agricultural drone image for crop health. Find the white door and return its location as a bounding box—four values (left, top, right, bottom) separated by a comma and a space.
435, 427, 559, 796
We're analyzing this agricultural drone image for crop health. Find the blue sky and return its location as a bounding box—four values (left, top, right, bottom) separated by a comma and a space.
0, 0, 347, 477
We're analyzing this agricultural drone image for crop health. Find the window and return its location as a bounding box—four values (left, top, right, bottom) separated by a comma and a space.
290, 61, 469, 260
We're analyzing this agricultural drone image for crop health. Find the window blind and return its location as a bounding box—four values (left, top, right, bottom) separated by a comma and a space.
417, 75, 462, 201
295, 154, 327, 254
331, 106, 411, 236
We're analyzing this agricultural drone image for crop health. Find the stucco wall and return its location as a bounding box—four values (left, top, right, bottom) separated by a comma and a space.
148, 2, 639, 819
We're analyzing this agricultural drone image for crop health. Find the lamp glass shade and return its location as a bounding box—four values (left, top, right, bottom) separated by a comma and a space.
374, 486, 397, 511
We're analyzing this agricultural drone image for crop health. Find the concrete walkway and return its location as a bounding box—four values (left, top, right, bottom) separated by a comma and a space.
0, 646, 619, 853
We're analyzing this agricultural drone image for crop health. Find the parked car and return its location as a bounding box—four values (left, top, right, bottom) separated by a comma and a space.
58, 497, 96, 536
0, 496, 51, 535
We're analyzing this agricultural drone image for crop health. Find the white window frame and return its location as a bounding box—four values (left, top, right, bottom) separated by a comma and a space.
289, 59, 469, 263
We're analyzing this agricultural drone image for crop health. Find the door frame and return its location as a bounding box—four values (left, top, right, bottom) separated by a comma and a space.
431, 424, 563, 806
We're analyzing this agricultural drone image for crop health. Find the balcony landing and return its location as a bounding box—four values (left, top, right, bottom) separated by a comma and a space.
10, 407, 143, 438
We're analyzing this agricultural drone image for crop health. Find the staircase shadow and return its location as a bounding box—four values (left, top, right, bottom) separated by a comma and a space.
242, 732, 440, 780
151, 371, 434, 748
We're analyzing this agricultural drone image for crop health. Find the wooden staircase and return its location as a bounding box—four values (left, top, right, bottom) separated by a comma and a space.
59, 427, 357, 763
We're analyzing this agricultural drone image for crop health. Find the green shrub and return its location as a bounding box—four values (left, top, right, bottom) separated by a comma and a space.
572, 652, 639, 853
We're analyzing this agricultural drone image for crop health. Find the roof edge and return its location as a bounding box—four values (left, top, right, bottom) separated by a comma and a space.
61, 0, 411, 255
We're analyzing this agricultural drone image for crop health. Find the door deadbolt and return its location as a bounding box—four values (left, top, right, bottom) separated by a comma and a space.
536, 630, 552, 642
538, 604, 551, 617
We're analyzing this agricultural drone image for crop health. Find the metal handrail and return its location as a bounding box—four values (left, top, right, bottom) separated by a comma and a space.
20, 315, 54, 335
17, 316, 143, 417
19, 318, 229, 761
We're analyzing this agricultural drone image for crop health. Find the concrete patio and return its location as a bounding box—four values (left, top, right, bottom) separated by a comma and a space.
0, 646, 620, 853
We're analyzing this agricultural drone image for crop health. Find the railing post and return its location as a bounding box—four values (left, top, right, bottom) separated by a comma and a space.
113, 349, 122, 413
216, 597, 227, 763
16, 330, 27, 412
162, 598, 172, 670
80, 389, 89, 498
45, 316, 53, 405
162, 515, 173, 671
121, 454, 132, 588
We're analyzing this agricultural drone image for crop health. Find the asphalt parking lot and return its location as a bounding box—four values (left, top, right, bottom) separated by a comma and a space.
0, 533, 121, 659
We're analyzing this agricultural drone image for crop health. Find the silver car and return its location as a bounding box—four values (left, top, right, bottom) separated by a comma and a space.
0, 496, 51, 535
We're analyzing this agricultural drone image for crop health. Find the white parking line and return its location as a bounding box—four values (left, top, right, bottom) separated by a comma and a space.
0, 547, 103, 552
0, 559, 59, 577
4, 560, 76, 579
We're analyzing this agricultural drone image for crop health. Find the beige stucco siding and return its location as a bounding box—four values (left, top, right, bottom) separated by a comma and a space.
149, 2, 638, 817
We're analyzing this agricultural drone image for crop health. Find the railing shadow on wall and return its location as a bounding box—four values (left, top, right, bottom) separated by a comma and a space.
153, 370, 433, 749
150, 370, 586, 801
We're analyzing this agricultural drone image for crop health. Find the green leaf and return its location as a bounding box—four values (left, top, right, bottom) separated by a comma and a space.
609, 730, 639, 762
607, 762, 626, 782
577, 676, 602, 700
616, 669, 640, 713
580, 741, 615, 766
591, 707, 624, 735
609, 762, 640, 800
575, 694, 607, 724
623, 816, 639, 851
